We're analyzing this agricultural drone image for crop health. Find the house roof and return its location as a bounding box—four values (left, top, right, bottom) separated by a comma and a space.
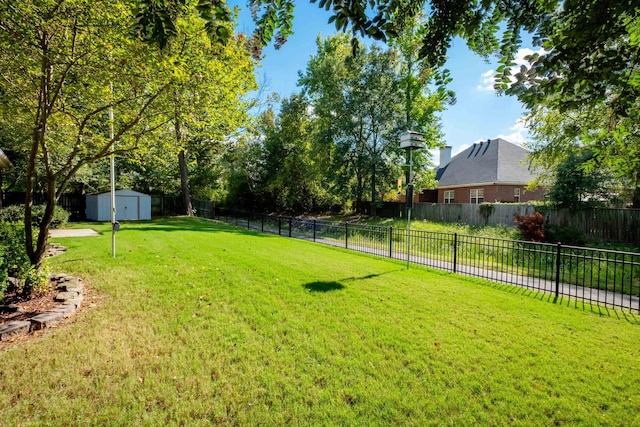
0, 149, 12, 170
435, 138, 536, 188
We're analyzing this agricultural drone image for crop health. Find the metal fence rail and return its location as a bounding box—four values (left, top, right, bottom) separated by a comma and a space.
202, 205, 640, 312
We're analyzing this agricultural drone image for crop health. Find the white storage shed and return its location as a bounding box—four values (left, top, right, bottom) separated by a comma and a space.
86, 189, 152, 221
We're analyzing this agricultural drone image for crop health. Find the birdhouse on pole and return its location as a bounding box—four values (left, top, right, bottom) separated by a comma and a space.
400, 130, 425, 150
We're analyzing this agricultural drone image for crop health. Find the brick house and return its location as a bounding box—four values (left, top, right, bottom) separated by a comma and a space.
434, 138, 545, 204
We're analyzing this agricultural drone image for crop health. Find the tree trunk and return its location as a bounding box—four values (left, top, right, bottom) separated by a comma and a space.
633, 173, 640, 208
174, 89, 193, 217
178, 149, 193, 216
355, 170, 363, 214
370, 165, 377, 218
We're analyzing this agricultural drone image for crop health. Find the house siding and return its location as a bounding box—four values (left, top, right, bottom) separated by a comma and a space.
437, 184, 545, 204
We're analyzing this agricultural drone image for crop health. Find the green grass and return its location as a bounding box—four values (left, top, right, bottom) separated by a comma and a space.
334, 215, 522, 240
1, 217, 639, 425
310, 215, 640, 294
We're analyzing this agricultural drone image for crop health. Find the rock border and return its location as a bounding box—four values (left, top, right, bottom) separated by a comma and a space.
0, 273, 84, 342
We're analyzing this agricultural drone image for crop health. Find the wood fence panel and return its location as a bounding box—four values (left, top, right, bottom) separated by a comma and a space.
393, 202, 535, 227
545, 208, 640, 244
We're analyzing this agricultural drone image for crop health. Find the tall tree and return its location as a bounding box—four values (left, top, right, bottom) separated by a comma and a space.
157, 13, 256, 215
546, 150, 617, 209
0, 0, 173, 268
300, 35, 406, 214
141, 2, 639, 116
389, 14, 454, 191
526, 103, 640, 207
260, 94, 334, 212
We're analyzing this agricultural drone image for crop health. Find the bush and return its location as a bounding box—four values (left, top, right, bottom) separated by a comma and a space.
544, 224, 587, 246
513, 212, 545, 242
0, 245, 7, 301
0, 205, 24, 224
0, 204, 69, 229
0, 223, 49, 297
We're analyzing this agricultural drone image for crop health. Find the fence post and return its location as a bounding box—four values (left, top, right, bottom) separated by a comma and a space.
453, 233, 458, 273
313, 220, 317, 242
288, 217, 292, 237
278, 217, 282, 235
389, 226, 393, 258
235, 210, 239, 226
345, 223, 349, 249
261, 214, 264, 232
555, 242, 562, 297
247, 213, 250, 229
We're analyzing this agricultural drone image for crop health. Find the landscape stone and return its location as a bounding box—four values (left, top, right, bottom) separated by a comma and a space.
56, 279, 83, 291
0, 321, 32, 341
55, 291, 79, 302
49, 305, 77, 316
64, 297, 83, 309
30, 311, 65, 329
61, 285, 83, 294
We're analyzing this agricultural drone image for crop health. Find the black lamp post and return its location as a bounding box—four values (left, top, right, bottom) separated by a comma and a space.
400, 130, 425, 269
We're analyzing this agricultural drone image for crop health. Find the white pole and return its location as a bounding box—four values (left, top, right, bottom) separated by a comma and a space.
109, 82, 116, 258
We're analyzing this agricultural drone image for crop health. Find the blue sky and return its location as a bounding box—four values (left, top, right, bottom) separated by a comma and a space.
230, 1, 538, 164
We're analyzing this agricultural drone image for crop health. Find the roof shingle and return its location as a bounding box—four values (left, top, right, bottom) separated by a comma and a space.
435, 138, 536, 187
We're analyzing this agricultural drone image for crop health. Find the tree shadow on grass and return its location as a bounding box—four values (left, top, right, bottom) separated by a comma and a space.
302, 270, 401, 293
304, 281, 345, 292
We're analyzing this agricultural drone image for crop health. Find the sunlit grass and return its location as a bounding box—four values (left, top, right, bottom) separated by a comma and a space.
0, 217, 639, 425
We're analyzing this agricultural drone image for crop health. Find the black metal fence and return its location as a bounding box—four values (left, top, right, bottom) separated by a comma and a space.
3, 192, 86, 221
198, 204, 640, 313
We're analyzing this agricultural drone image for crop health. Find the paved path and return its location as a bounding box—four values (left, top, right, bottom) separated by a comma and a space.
49, 229, 100, 238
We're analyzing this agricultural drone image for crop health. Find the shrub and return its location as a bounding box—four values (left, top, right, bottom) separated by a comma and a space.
0, 245, 7, 301
0, 223, 49, 296
0, 205, 25, 224
0, 204, 69, 229
544, 224, 587, 246
513, 212, 545, 242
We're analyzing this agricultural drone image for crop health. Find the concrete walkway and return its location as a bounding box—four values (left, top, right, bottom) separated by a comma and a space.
49, 229, 100, 238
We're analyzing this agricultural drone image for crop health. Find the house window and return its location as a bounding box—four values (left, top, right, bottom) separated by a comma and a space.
470, 188, 484, 204
444, 190, 454, 204
514, 187, 521, 202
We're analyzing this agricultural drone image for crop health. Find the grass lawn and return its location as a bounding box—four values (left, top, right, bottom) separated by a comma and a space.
1, 217, 639, 425
362, 216, 522, 240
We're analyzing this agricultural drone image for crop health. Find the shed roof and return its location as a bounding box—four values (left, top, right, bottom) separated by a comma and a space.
435, 138, 537, 187
89, 189, 150, 198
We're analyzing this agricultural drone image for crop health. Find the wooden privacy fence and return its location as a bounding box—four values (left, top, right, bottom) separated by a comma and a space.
364, 202, 536, 227
364, 202, 640, 244
411, 203, 535, 226
546, 208, 640, 245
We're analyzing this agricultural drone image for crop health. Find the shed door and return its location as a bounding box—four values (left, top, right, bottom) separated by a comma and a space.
116, 196, 139, 220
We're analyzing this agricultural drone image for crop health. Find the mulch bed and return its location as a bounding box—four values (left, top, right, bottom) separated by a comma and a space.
0, 243, 78, 325
0, 286, 61, 323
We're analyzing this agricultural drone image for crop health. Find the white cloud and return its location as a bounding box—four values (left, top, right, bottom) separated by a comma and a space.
496, 118, 528, 146
476, 70, 496, 91
476, 47, 547, 92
